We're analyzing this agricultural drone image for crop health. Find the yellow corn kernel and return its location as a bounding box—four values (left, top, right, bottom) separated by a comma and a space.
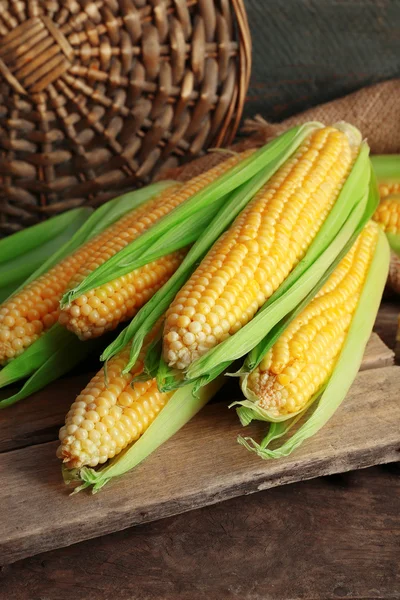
373, 195, 400, 235
57, 342, 172, 469
163, 126, 359, 370
59, 150, 254, 340
379, 183, 400, 200
246, 222, 379, 417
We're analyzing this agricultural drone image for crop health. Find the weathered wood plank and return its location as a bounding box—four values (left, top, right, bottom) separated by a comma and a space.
1, 365, 399, 565
0, 332, 393, 454
2, 465, 399, 600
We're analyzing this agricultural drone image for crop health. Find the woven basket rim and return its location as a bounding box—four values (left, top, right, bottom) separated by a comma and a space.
0, 0, 252, 235
215, 0, 252, 147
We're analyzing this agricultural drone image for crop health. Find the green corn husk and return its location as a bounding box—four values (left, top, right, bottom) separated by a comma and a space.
65, 376, 224, 493
371, 154, 400, 185
61, 123, 323, 309
157, 126, 373, 391
101, 123, 322, 372
0, 332, 103, 409
0, 208, 92, 302
233, 226, 389, 458
0, 183, 175, 404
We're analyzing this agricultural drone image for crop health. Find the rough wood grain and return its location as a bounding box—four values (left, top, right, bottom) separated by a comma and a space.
2, 465, 399, 600
1, 365, 399, 565
0, 332, 393, 455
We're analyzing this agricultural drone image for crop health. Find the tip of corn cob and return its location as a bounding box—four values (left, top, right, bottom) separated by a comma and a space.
57, 339, 172, 470
332, 121, 363, 148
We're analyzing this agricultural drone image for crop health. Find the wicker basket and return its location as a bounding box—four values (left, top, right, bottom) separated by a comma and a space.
0, 0, 251, 235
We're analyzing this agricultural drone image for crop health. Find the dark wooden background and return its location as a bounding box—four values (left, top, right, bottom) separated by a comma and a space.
1, 1, 400, 598
243, 0, 400, 121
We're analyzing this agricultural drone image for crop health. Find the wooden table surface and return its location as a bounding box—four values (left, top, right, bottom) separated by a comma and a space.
1, 464, 399, 600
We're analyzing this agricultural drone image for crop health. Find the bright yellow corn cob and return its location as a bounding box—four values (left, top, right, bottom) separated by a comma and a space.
57, 339, 172, 469
373, 194, 400, 234
245, 222, 379, 417
379, 182, 400, 199
163, 125, 358, 370
0, 185, 178, 364
59, 151, 253, 340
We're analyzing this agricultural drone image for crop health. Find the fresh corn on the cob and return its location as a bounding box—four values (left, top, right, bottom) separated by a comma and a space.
235, 221, 389, 460
373, 194, 400, 235
163, 125, 359, 371
58, 337, 172, 469
59, 152, 253, 340
0, 185, 177, 364
379, 182, 400, 199
243, 222, 379, 418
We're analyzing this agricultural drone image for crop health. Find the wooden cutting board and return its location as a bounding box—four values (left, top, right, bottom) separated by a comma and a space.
1, 312, 399, 565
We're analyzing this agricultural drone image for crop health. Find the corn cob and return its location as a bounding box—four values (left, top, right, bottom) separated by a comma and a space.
58, 338, 172, 469
379, 182, 400, 199
59, 151, 253, 340
163, 125, 359, 371
0, 185, 177, 364
373, 194, 400, 235
243, 222, 379, 418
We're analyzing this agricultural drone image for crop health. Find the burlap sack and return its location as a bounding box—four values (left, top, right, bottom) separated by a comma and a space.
163, 79, 400, 182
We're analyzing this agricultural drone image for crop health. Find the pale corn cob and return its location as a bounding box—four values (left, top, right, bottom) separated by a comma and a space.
163, 125, 358, 370
59, 150, 254, 340
245, 222, 379, 417
373, 194, 400, 235
57, 340, 172, 469
379, 183, 400, 199
0, 185, 179, 364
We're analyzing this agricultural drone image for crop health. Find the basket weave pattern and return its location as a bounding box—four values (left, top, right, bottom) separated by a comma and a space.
0, 0, 250, 235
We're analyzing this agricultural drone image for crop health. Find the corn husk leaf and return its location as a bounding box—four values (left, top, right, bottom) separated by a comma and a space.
170, 136, 371, 386
371, 154, 400, 184
0, 183, 172, 396
62, 123, 324, 308
0, 332, 102, 409
0, 208, 91, 302
0, 207, 91, 264
101, 124, 321, 371
235, 226, 389, 458
67, 376, 224, 493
